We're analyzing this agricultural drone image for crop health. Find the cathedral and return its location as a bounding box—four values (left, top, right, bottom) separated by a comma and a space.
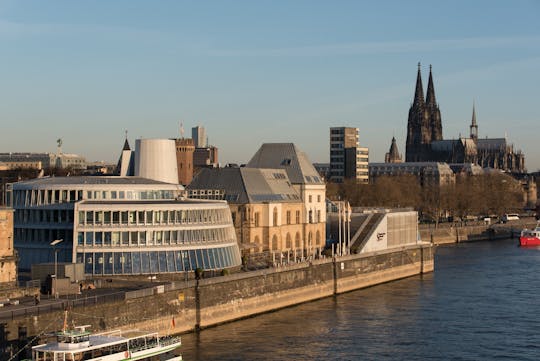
404, 63, 526, 173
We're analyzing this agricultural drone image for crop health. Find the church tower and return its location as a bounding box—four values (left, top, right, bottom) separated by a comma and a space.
470, 102, 478, 141
385, 137, 402, 163
406, 63, 432, 162
425, 65, 443, 141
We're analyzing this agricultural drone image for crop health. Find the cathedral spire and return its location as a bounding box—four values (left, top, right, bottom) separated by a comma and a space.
413, 62, 425, 107
426, 64, 436, 107
470, 102, 478, 141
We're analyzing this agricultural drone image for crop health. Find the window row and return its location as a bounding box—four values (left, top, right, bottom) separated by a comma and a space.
78, 208, 231, 226
14, 227, 73, 244
11, 189, 177, 207
77, 248, 241, 275
15, 209, 74, 225
76, 227, 236, 247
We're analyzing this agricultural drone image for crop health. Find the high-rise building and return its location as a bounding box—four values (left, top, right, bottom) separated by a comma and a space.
329, 127, 369, 183
192, 126, 207, 148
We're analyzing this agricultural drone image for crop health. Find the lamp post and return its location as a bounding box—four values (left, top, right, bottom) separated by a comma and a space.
50, 239, 63, 298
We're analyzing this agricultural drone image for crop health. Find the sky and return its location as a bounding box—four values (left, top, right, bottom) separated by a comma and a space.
1, 1, 540, 170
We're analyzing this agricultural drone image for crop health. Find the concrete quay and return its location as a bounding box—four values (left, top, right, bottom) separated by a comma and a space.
419, 218, 537, 245
0, 243, 433, 352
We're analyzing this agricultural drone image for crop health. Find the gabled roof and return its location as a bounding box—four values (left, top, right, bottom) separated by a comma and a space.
187, 167, 301, 204
246, 143, 323, 184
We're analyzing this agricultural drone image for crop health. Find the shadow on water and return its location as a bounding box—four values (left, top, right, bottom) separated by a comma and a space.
179, 239, 540, 361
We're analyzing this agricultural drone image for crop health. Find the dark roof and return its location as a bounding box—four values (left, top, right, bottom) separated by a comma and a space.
246, 143, 323, 184
187, 167, 301, 204
14, 176, 175, 186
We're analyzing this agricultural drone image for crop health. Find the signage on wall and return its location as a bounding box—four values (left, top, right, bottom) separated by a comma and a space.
377, 232, 386, 241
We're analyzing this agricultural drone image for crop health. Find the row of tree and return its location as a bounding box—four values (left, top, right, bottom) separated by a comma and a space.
327, 173, 525, 226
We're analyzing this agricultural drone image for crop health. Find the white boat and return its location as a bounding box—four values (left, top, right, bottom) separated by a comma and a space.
29, 314, 181, 361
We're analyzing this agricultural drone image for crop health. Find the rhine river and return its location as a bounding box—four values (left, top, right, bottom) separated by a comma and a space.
179, 238, 540, 360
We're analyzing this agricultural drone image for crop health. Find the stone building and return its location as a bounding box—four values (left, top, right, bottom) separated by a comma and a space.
0, 207, 16, 286
405, 64, 525, 172
369, 162, 455, 187
187, 167, 323, 259
175, 138, 195, 186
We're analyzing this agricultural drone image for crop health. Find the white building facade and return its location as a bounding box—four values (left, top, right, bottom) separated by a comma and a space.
8, 177, 241, 275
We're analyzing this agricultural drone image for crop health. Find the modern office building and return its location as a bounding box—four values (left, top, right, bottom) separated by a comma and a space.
192, 126, 207, 148
193, 146, 219, 169
8, 177, 241, 275
329, 127, 369, 183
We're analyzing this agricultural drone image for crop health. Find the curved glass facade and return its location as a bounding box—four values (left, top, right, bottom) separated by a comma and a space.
11, 177, 242, 274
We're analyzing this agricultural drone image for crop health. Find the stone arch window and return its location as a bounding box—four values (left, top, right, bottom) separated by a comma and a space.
273, 207, 278, 226
272, 234, 278, 250
286, 233, 292, 249
295, 232, 301, 248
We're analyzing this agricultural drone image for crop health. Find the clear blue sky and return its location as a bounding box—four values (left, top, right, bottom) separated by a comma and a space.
1, 1, 540, 170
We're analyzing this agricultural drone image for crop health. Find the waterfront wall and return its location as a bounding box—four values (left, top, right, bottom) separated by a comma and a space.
0, 244, 433, 349
419, 221, 537, 245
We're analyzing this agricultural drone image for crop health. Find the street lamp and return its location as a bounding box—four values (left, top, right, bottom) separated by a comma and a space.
50, 239, 63, 297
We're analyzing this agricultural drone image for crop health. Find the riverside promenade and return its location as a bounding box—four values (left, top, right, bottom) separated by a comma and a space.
419, 217, 537, 245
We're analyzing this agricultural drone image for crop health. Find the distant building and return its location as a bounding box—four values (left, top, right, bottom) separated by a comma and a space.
0, 152, 86, 170
0, 207, 16, 286
369, 162, 455, 187
313, 163, 330, 180
405, 64, 525, 172
175, 138, 195, 185
192, 126, 207, 148
329, 127, 369, 183
193, 146, 219, 169
8, 177, 241, 274
385, 137, 402, 163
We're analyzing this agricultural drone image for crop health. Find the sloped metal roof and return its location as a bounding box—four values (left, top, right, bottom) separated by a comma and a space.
246, 143, 323, 184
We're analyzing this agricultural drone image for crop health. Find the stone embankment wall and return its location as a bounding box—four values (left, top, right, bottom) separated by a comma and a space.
419, 219, 537, 244
1, 244, 433, 349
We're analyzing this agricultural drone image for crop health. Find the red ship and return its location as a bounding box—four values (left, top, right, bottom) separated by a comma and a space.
519, 225, 540, 246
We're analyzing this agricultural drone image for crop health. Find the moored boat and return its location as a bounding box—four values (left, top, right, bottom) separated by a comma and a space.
28, 312, 181, 361
519, 224, 540, 246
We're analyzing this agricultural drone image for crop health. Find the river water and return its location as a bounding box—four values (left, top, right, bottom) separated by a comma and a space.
179, 238, 540, 360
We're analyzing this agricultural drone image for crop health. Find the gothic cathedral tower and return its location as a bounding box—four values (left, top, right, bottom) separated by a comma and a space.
405, 63, 442, 162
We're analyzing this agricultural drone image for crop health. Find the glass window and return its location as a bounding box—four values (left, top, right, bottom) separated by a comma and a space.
95, 211, 103, 224
129, 211, 136, 224
104, 232, 111, 246
166, 252, 175, 273
112, 212, 120, 224
86, 211, 94, 224
123, 252, 132, 274
140, 231, 146, 245
132, 252, 141, 274
130, 232, 138, 246
175, 251, 183, 272
195, 249, 204, 268
138, 211, 145, 224
95, 232, 103, 246
77, 232, 84, 246
141, 252, 150, 274
150, 252, 159, 273
207, 249, 216, 269
121, 211, 128, 224
189, 250, 197, 271
78, 211, 84, 225
114, 253, 123, 274
85, 254, 93, 275
104, 252, 113, 274
95, 253, 104, 275
146, 211, 153, 224
121, 232, 129, 245
158, 252, 167, 273
112, 232, 120, 246
85, 232, 93, 246
104, 211, 111, 224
